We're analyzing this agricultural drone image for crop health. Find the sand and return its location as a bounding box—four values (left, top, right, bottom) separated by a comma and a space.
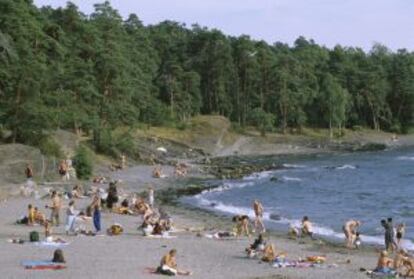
0, 164, 382, 279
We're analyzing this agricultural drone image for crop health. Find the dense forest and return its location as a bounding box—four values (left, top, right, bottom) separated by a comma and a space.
1, 1, 414, 152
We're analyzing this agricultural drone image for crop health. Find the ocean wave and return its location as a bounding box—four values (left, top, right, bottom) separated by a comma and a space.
282, 163, 307, 169
192, 197, 414, 250
397, 156, 414, 161
335, 164, 357, 170
243, 171, 274, 181
198, 181, 254, 196
281, 176, 302, 182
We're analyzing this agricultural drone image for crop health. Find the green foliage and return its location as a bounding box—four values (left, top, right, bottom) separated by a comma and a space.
248, 108, 275, 136
38, 137, 63, 158
73, 145, 93, 180
0, 0, 413, 146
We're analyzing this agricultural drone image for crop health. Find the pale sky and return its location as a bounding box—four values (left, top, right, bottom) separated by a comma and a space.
33, 0, 414, 51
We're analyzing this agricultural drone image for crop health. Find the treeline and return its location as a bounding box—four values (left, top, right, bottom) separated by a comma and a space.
1, 1, 414, 149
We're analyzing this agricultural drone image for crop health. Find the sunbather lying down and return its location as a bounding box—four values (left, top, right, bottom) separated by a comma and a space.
246, 234, 266, 257
204, 231, 237, 239
156, 249, 192, 276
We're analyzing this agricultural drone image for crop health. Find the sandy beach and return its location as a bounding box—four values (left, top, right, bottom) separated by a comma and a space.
0, 164, 381, 279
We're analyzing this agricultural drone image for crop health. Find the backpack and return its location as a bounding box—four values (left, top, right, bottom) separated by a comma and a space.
29, 231, 39, 242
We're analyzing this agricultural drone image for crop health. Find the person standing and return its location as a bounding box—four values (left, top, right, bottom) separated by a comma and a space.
91, 194, 102, 233
381, 218, 397, 252
253, 200, 266, 233
48, 191, 61, 226
65, 200, 77, 234
148, 187, 154, 208
25, 163, 33, 180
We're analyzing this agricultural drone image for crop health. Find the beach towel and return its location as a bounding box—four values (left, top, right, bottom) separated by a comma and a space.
204, 233, 237, 240
34, 241, 69, 248
21, 260, 66, 270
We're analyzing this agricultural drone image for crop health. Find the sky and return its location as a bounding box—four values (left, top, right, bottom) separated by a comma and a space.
33, 0, 414, 51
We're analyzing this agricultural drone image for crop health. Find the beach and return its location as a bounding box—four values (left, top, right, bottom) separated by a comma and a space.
0, 164, 381, 279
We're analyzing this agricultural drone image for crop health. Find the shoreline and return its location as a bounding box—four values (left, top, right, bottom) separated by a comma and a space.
1, 145, 412, 278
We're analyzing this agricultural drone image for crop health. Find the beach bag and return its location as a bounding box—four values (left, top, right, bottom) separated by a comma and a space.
109, 225, 123, 236
29, 231, 39, 242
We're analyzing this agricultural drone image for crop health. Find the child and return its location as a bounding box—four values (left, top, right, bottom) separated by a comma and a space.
354, 232, 362, 249
44, 220, 52, 238
27, 204, 35, 226
397, 223, 405, 247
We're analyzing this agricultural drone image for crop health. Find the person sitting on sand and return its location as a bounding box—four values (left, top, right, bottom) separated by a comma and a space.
246, 233, 266, 257
152, 166, 163, 178
71, 185, 84, 199
135, 197, 149, 214
253, 200, 266, 233
396, 223, 405, 247
301, 216, 314, 239
52, 249, 65, 263
157, 249, 192, 276
115, 199, 133, 215
374, 250, 395, 274
73, 210, 95, 236
343, 219, 361, 248
233, 215, 250, 237
261, 244, 286, 262
34, 207, 46, 225
28, 204, 35, 226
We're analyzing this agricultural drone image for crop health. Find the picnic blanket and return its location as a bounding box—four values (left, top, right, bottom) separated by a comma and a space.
21, 260, 66, 270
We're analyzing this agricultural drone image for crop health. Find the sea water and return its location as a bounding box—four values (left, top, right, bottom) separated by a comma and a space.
182, 147, 414, 250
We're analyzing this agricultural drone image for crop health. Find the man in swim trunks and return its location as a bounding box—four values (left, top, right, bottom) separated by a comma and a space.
343, 219, 361, 248
253, 200, 266, 233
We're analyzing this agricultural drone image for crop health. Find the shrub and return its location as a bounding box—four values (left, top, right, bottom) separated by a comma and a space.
38, 137, 63, 158
73, 145, 93, 180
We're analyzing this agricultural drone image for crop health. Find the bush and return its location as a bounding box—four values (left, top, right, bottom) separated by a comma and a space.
248, 108, 276, 136
73, 145, 93, 180
38, 137, 63, 158
115, 132, 136, 156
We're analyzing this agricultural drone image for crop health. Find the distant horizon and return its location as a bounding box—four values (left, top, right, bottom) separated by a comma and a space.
33, 0, 414, 52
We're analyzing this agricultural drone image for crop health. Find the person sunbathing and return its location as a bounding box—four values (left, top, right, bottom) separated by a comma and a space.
157, 249, 192, 276
246, 233, 266, 257
374, 250, 395, 274
152, 222, 165, 235
261, 244, 281, 262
